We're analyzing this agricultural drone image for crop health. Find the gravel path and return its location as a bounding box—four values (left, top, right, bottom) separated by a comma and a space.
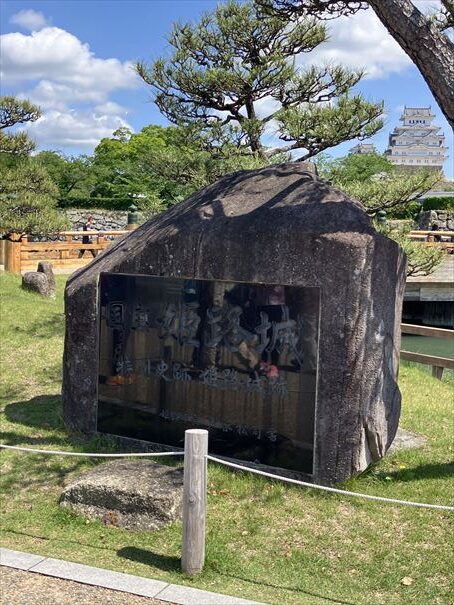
0, 567, 177, 605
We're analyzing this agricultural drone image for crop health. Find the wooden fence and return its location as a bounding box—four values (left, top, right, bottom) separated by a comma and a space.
401, 322, 454, 379
2, 230, 130, 274
2, 229, 453, 274
408, 230, 454, 252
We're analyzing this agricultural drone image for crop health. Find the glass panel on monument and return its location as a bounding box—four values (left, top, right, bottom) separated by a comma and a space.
98, 273, 320, 474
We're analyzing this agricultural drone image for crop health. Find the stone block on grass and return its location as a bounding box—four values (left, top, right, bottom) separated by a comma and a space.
37, 261, 56, 293
22, 272, 53, 298
59, 460, 183, 531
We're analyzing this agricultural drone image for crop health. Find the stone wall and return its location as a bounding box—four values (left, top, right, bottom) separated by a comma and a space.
64, 209, 129, 231
418, 210, 454, 231
29, 209, 130, 242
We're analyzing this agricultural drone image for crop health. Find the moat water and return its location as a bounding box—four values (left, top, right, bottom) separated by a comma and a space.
401, 334, 454, 359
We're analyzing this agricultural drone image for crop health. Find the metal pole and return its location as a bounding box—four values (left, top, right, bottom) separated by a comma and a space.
181, 429, 208, 575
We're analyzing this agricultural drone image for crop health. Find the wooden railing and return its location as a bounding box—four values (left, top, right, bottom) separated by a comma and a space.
408, 230, 454, 252
3, 230, 130, 273
401, 323, 454, 379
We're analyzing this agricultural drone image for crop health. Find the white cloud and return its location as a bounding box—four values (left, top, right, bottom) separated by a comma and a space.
0, 25, 140, 151
10, 9, 49, 31
0, 27, 139, 93
26, 109, 132, 150
94, 101, 128, 116
303, 8, 412, 79
20, 80, 106, 110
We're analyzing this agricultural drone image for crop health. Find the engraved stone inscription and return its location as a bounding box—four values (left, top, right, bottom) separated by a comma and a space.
97, 274, 320, 474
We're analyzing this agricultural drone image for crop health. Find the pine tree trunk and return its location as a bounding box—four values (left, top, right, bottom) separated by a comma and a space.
245, 99, 267, 160
369, 0, 454, 128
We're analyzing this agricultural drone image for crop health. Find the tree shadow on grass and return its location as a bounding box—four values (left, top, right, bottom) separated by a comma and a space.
1, 456, 87, 491
373, 462, 454, 482
0, 430, 69, 448
12, 312, 65, 339
1, 394, 103, 490
4, 395, 64, 431
117, 547, 357, 605
2, 394, 155, 492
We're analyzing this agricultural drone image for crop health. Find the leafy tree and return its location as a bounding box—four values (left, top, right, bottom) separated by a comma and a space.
0, 96, 68, 238
36, 151, 96, 202
336, 169, 440, 216
324, 152, 394, 183
0, 160, 68, 238
316, 152, 440, 216
91, 124, 272, 212
378, 223, 444, 278
258, 0, 454, 128
0, 96, 41, 156
92, 126, 171, 211
136, 0, 384, 161
314, 152, 443, 275
322, 153, 444, 276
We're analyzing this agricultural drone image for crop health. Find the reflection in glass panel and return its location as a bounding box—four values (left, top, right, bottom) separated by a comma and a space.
98, 273, 320, 474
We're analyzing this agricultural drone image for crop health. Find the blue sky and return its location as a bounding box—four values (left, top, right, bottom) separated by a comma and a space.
1, 0, 453, 177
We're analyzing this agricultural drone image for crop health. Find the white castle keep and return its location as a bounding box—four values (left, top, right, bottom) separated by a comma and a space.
385, 107, 448, 171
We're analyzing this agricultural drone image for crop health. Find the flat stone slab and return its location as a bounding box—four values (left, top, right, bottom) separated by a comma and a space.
0, 548, 46, 570
157, 584, 262, 604
388, 428, 427, 454
29, 557, 168, 598
0, 548, 266, 605
59, 460, 183, 530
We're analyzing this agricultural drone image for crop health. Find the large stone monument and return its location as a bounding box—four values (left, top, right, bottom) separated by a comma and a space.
63, 163, 406, 485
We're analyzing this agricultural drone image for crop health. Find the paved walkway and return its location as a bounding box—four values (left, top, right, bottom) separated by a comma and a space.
0, 548, 264, 605
1, 567, 173, 605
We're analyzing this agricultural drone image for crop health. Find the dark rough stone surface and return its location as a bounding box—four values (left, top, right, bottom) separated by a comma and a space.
62, 162, 407, 485
22, 272, 52, 297
37, 261, 56, 295
59, 460, 183, 530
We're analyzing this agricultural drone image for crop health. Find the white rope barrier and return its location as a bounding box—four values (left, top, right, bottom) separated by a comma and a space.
207, 455, 454, 512
1, 444, 451, 511
0, 444, 183, 458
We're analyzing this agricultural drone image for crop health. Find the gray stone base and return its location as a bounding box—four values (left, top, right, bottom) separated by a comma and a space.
59, 460, 183, 530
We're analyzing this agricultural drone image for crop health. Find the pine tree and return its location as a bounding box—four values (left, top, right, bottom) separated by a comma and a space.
258, 0, 454, 128
0, 96, 68, 238
136, 0, 384, 161
0, 96, 41, 156
0, 161, 68, 237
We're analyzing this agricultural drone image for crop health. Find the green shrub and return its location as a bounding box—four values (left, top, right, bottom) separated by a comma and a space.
422, 196, 454, 211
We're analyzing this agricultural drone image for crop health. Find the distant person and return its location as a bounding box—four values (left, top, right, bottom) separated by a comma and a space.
78, 216, 98, 258
430, 224, 442, 243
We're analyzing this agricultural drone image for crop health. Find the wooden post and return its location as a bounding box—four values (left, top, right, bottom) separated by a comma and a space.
182, 429, 208, 575
60, 234, 70, 260
4, 239, 22, 273
432, 366, 444, 380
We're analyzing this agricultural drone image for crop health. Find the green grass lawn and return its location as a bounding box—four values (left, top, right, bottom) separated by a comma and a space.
0, 272, 453, 605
